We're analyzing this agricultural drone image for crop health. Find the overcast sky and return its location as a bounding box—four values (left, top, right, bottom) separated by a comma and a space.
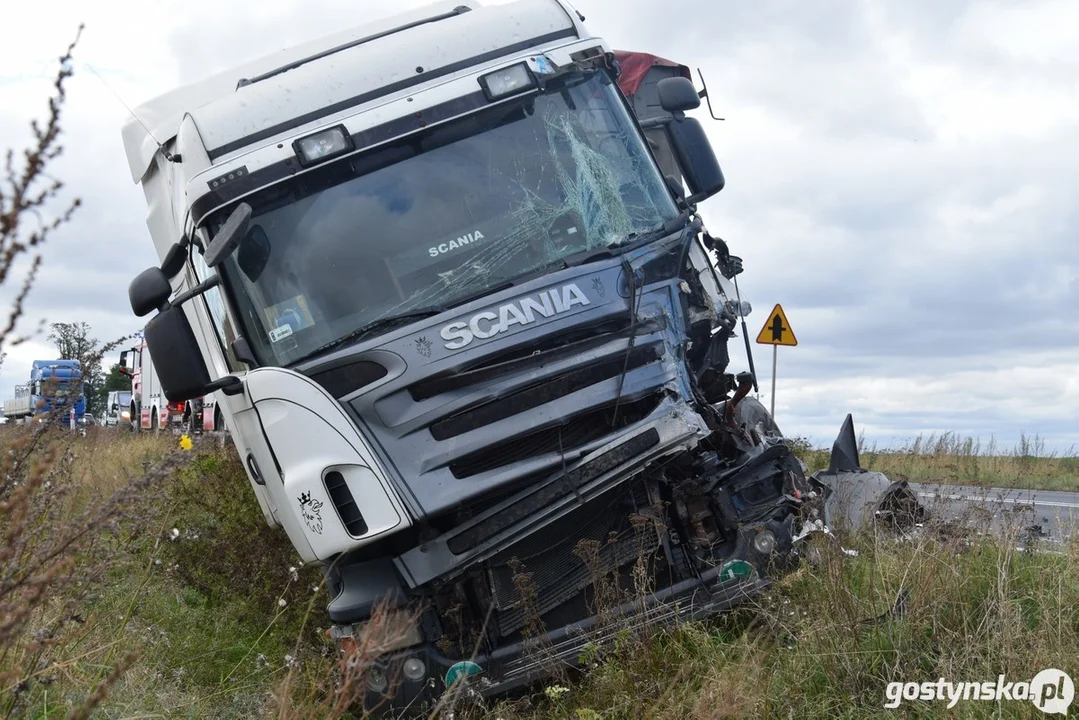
1, 0, 1076, 453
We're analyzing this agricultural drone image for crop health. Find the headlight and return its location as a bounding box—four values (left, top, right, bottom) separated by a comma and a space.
367, 667, 388, 693
121, 410, 130, 420
293, 125, 353, 167
479, 62, 536, 100
753, 529, 776, 555
402, 658, 426, 682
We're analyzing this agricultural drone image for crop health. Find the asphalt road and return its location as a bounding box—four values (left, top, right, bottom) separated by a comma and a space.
907, 481, 1079, 545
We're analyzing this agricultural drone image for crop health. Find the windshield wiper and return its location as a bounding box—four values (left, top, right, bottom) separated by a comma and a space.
562, 210, 693, 268
294, 308, 449, 363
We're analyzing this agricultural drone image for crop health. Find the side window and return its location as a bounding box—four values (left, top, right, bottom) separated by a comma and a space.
190, 244, 243, 372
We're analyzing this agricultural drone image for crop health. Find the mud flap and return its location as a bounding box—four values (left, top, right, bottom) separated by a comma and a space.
811, 414, 929, 533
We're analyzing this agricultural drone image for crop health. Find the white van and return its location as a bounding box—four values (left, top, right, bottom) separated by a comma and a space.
102, 390, 133, 427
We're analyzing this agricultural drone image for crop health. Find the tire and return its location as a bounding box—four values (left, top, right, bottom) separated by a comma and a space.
151, 409, 159, 434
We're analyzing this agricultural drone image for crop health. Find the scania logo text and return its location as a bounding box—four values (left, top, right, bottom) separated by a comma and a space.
428, 230, 484, 257
440, 283, 591, 350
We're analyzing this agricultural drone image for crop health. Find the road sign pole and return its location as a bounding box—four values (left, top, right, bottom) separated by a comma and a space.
770, 345, 777, 419
755, 303, 797, 423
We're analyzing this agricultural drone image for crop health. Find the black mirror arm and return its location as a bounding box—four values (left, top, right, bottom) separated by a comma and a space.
207, 375, 244, 396
171, 275, 221, 307
637, 117, 670, 130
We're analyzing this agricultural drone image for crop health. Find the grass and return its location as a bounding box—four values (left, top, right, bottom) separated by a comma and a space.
486, 525, 1079, 719
0, 428, 335, 719
2, 426, 1077, 719
792, 431, 1079, 492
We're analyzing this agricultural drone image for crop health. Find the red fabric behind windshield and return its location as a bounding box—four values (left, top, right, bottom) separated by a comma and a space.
612, 50, 692, 97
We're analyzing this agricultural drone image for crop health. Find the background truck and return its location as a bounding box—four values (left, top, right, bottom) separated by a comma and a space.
2, 359, 86, 425
119, 337, 221, 433
118, 1, 881, 714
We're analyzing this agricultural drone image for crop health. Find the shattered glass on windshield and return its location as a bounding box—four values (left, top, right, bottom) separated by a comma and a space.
213, 70, 678, 366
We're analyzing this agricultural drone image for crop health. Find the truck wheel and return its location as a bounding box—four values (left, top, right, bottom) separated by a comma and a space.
151, 410, 159, 434
214, 407, 223, 433
131, 403, 140, 432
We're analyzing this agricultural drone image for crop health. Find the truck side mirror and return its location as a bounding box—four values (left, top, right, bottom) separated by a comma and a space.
129, 267, 172, 318
144, 306, 213, 402
667, 117, 725, 204
657, 77, 701, 116
205, 202, 253, 268
161, 242, 187, 279
119, 350, 131, 377
144, 306, 241, 402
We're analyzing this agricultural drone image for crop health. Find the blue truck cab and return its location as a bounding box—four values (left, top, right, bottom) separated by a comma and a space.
14, 360, 88, 423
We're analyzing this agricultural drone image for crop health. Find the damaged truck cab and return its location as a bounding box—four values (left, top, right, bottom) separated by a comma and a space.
121, 0, 833, 714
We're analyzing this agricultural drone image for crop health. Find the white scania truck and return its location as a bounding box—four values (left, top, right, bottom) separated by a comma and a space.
119, 1, 897, 714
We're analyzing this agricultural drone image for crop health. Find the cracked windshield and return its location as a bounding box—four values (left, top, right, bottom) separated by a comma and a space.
217, 70, 678, 365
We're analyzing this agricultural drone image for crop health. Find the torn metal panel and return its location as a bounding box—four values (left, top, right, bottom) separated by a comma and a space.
811, 413, 929, 534
816, 470, 927, 534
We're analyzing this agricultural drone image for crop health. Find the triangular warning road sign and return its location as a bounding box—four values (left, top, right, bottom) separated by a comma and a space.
756, 304, 798, 346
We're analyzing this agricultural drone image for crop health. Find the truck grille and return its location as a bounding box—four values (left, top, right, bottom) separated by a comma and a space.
432, 345, 661, 441
448, 392, 663, 479
408, 316, 646, 402
486, 479, 658, 637
329, 271, 689, 520
446, 428, 661, 554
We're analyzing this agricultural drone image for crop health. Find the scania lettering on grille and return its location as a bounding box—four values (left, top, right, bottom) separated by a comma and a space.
440, 283, 591, 350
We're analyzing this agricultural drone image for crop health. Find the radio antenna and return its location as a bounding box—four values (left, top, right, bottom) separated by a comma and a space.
561, 0, 585, 21
85, 63, 181, 163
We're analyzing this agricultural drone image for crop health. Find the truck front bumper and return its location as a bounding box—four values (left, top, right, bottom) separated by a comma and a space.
356, 521, 795, 717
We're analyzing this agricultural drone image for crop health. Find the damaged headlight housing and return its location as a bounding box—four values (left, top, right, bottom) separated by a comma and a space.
725, 299, 752, 317
330, 617, 423, 655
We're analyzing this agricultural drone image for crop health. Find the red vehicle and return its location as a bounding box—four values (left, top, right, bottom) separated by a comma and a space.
119, 335, 223, 433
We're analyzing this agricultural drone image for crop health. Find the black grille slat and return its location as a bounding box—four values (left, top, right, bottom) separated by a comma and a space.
430, 345, 661, 441
324, 471, 369, 537
409, 317, 661, 401
448, 394, 663, 479
446, 428, 661, 554
309, 361, 387, 398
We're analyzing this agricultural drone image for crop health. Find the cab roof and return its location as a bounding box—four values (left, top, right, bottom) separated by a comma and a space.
121, 0, 583, 183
